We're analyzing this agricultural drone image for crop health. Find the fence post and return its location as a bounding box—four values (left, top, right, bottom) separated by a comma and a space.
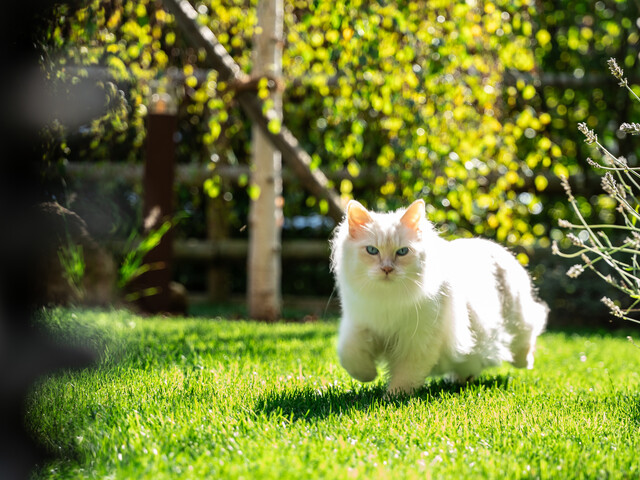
247, 0, 284, 321
205, 192, 231, 301
131, 91, 178, 313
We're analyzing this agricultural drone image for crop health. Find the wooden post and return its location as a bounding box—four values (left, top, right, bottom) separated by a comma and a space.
205, 193, 230, 302
247, 0, 284, 321
132, 92, 178, 313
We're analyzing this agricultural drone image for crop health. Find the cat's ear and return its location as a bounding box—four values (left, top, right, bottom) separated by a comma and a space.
346, 200, 372, 238
400, 199, 426, 233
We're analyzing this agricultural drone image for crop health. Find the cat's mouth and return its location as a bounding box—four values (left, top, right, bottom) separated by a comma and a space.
377, 270, 396, 281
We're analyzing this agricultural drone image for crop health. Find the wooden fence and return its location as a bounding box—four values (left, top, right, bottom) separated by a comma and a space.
66, 160, 335, 309
65, 159, 593, 321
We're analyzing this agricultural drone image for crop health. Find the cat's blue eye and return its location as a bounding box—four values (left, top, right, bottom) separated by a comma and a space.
396, 247, 409, 256
366, 245, 379, 255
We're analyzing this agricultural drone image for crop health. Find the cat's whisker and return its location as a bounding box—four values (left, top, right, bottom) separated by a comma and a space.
429, 294, 442, 329
323, 287, 337, 320
382, 329, 397, 355
346, 271, 373, 292
354, 275, 374, 294
411, 304, 420, 338
399, 277, 422, 339
412, 278, 426, 290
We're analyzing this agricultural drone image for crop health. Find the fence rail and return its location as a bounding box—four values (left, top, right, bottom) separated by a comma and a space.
173, 238, 329, 261
67, 158, 563, 310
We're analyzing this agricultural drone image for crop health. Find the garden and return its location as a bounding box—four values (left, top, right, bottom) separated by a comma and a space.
2, 0, 640, 478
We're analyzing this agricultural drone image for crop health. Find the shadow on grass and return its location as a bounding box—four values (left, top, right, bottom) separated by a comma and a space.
254, 374, 513, 421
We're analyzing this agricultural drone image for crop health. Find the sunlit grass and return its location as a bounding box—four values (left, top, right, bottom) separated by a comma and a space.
28, 308, 640, 479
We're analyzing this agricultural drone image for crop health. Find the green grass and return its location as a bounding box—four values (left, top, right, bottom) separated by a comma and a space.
27, 308, 640, 479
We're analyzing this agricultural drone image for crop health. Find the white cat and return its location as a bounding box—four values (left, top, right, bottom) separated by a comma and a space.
330, 199, 548, 395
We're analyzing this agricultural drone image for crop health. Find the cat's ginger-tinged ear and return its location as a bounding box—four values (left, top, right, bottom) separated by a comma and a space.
346, 200, 372, 238
400, 199, 426, 232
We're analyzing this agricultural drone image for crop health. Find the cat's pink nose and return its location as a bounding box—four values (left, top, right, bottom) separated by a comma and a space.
381, 265, 394, 275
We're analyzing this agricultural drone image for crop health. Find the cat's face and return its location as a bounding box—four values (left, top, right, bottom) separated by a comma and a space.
341, 199, 427, 291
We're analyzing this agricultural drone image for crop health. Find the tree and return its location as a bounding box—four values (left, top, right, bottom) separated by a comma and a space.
247, 0, 284, 321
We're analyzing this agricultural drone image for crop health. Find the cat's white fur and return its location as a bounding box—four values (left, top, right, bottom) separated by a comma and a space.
330, 199, 548, 395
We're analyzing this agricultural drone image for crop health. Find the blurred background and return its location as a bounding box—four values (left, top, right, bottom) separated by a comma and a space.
33, 0, 640, 327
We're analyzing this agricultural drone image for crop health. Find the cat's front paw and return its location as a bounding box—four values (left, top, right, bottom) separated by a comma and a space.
338, 342, 378, 382
344, 362, 378, 383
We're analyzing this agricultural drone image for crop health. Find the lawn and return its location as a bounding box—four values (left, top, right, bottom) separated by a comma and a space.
27, 308, 640, 479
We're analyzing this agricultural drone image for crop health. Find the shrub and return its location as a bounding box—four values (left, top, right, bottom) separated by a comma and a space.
555, 58, 640, 324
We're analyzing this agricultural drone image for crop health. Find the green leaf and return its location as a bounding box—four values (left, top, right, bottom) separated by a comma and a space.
247, 184, 261, 201
267, 117, 282, 134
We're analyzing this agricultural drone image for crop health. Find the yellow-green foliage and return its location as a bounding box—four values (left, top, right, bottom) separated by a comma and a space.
191, 0, 552, 246
42, 0, 639, 250
280, 0, 549, 247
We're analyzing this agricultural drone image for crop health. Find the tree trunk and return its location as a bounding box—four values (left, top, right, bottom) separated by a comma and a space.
247, 0, 283, 321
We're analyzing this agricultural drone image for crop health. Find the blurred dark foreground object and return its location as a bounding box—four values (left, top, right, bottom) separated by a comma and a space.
0, 1, 98, 479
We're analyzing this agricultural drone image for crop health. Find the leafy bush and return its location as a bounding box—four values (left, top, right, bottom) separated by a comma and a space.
282, 0, 549, 246
42, 0, 553, 246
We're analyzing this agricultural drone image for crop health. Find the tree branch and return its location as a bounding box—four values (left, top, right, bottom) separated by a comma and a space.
163, 0, 345, 222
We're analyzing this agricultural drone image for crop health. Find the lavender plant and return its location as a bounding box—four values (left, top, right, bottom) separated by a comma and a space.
554, 59, 640, 324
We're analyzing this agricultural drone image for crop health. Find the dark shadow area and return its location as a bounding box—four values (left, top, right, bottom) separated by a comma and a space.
625, 393, 640, 428
417, 374, 514, 399
532, 248, 640, 331
254, 384, 385, 421
253, 374, 513, 422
